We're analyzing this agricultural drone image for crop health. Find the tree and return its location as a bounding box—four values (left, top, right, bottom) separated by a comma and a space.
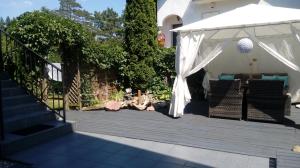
58, 0, 82, 19
94, 8, 122, 39
5, 16, 11, 26
0, 17, 5, 29
124, 0, 158, 90
41, 6, 51, 12
74, 9, 91, 20
58, 0, 94, 28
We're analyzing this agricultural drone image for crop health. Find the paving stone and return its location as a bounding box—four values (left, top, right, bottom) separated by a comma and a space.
121, 158, 158, 168
159, 155, 186, 165
184, 161, 213, 168
115, 147, 141, 157
153, 161, 183, 168
136, 150, 165, 161
80, 151, 112, 163
101, 143, 126, 153
9, 132, 270, 168
102, 154, 133, 166
93, 163, 121, 168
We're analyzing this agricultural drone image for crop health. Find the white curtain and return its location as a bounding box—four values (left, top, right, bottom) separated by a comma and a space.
245, 30, 300, 72
189, 41, 224, 75
290, 26, 300, 102
245, 28, 300, 102
169, 32, 226, 117
192, 41, 226, 97
291, 25, 300, 44
169, 32, 204, 117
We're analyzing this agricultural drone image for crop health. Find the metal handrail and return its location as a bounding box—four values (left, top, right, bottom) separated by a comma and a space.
0, 29, 61, 71
0, 29, 66, 139
0, 30, 4, 140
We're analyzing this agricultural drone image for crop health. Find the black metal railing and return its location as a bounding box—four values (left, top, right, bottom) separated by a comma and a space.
0, 30, 4, 141
0, 29, 66, 140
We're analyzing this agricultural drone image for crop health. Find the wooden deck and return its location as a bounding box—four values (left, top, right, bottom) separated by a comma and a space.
67, 101, 300, 168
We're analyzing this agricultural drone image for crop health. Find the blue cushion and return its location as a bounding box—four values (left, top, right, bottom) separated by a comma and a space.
275, 75, 288, 88
261, 74, 275, 80
219, 74, 235, 80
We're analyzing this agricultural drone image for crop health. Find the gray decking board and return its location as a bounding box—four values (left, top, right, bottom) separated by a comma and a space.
276, 150, 300, 168
67, 106, 300, 165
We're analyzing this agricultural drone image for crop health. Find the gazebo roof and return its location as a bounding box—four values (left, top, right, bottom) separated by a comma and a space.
173, 4, 300, 33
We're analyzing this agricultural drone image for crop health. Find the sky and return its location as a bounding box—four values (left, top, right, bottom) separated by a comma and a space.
0, 0, 126, 18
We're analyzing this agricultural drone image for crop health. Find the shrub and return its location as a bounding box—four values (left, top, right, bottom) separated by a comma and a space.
82, 39, 127, 71
124, 0, 158, 90
154, 47, 176, 83
148, 77, 172, 101
80, 73, 97, 107
109, 90, 125, 101
124, 61, 156, 90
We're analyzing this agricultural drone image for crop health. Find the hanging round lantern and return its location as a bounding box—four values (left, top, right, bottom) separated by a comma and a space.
157, 31, 166, 47
237, 38, 253, 53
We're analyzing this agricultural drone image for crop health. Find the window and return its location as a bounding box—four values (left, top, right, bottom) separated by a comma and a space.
172, 24, 183, 47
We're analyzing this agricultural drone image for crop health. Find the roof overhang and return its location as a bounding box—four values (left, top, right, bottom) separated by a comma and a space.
172, 4, 300, 35
192, 0, 231, 4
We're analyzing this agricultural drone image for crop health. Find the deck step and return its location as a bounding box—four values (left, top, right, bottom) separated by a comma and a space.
1, 79, 18, 88
4, 111, 56, 132
3, 95, 37, 107
2, 87, 26, 97
1, 72, 11, 80
0, 72, 72, 156
0, 121, 73, 155
3, 103, 46, 118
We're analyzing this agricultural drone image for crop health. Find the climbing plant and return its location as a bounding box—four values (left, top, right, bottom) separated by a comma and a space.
7, 10, 91, 60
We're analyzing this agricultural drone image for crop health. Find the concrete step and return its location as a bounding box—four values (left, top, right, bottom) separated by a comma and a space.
0, 121, 73, 155
0, 72, 73, 156
1, 72, 11, 80
2, 87, 26, 97
3, 103, 46, 118
4, 111, 56, 132
1, 79, 18, 88
3, 95, 37, 107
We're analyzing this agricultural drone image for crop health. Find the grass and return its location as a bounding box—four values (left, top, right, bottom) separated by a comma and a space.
47, 98, 64, 110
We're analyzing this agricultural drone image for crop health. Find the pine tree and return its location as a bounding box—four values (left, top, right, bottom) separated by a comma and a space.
94, 8, 122, 39
58, 0, 82, 19
124, 0, 158, 90
0, 17, 5, 29
5, 16, 11, 26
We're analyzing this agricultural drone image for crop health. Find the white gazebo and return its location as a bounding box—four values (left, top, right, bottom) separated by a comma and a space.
169, 4, 300, 117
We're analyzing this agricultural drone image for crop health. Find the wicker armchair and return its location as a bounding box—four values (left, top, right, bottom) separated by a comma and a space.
234, 73, 261, 87
246, 80, 290, 123
208, 79, 243, 120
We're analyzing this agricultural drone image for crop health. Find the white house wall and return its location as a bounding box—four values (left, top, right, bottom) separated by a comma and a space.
157, 0, 189, 27
158, 0, 300, 48
162, 16, 182, 48
158, 0, 261, 27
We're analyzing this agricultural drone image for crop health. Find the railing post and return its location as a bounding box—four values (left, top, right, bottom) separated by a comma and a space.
61, 63, 66, 123
0, 30, 5, 140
